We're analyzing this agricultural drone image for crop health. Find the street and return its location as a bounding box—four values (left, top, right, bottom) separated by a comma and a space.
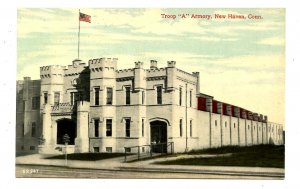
16, 164, 283, 179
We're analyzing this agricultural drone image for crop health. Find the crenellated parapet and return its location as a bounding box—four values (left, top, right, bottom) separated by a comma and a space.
176, 68, 198, 84
116, 68, 135, 78
64, 59, 88, 77
146, 68, 166, 78
89, 57, 118, 72
40, 65, 66, 79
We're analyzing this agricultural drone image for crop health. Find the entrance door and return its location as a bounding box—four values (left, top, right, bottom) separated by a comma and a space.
56, 119, 76, 145
150, 121, 167, 153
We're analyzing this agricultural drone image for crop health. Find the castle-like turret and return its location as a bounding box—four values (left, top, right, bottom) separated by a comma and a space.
89, 58, 118, 106
40, 65, 65, 107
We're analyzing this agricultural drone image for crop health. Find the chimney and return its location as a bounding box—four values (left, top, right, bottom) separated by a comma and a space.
264, 115, 268, 122
135, 61, 144, 69
167, 60, 176, 68
150, 60, 157, 69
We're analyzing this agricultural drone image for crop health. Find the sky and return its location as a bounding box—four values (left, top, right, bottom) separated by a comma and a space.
17, 8, 285, 124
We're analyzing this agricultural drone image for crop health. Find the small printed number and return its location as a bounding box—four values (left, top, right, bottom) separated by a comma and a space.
22, 169, 39, 174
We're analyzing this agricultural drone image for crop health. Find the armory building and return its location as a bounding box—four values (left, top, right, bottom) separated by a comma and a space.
16, 58, 284, 154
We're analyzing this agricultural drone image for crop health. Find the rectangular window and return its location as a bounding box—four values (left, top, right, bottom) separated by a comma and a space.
179, 87, 182, 106
106, 119, 112, 137
157, 86, 162, 104
94, 119, 99, 137
125, 86, 131, 105
142, 119, 144, 137
215, 120, 217, 126
179, 119, 183, 137
106, 87, 113, 105
32, 97, 39, 110
31, 122, 36, 137
54, 92, 60, 105
95, 87, 100, 105
125, 119, 131, 137
93, 147, 99, 153
44, 92, 48, 104
190, 120, 192, 137
70, 92, 79, 106
142, 91, 145, 105
190, 90, 192, 107
106, 147, 112, 153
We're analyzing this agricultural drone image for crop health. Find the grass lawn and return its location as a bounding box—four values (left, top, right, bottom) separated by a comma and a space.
45, 153, 125, 161
155, 145, 284, 168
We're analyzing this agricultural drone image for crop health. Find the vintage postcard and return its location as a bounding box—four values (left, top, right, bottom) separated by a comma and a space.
16, 8, 285, 179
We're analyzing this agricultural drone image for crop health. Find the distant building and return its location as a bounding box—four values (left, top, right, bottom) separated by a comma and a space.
16, 58, 284, 154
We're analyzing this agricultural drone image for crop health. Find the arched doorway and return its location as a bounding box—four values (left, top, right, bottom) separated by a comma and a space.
150, 120, 167, 153
56, 119, 76, 145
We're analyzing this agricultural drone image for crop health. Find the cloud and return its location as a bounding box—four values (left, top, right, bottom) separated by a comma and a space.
190, 36, 238, 42
257, 36, 285, 46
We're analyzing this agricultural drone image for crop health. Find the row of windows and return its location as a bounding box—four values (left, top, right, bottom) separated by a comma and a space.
179, 87, 193, 107
214, 121, 236, 128
21, 97, 40, 111
20, 122, 36, 137
20, 145, 36, 151
41, 85, 193, 107
179, 119, 193, 137
93, 85, 193, 106
93, 118, 145, 138
94, 87, 113, 105
213, 120, 280, 134
93, 147, 112, 153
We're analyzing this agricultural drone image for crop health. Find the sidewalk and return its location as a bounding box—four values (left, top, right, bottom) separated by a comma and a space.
16, 154, 284, 178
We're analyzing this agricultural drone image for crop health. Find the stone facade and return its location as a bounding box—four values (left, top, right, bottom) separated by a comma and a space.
16, 58, 284, 154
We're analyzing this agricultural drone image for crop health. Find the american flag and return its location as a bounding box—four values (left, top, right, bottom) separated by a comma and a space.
79, 12, 91, 23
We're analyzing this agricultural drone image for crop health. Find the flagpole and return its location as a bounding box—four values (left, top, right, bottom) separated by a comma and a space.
78, 9, 81, 59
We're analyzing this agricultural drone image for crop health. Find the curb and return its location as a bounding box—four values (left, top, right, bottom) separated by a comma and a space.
16, 163, 284, 178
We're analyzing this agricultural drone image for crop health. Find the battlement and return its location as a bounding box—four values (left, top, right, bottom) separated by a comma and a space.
176, 68, 198, 83
192, 72, 200, 77
88, 58, 118, 71
116, 68, 134, 73
116, 68, 134, 78
64, 59, 88, 76
40, 65, 66, 79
